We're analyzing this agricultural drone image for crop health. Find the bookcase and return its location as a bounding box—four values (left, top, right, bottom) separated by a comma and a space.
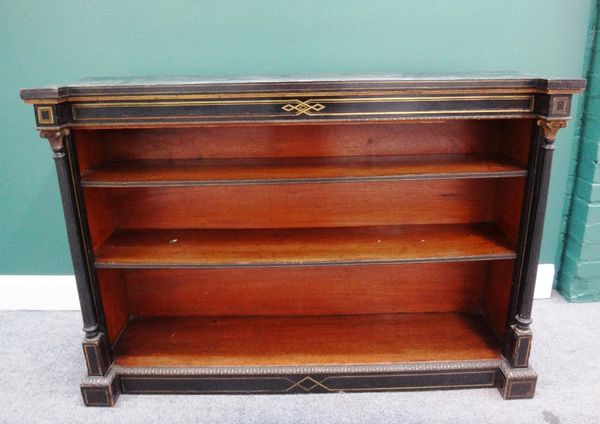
21, 76, 584, 406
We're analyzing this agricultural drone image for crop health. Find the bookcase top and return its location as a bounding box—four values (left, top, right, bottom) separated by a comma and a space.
21, 74, 585, 102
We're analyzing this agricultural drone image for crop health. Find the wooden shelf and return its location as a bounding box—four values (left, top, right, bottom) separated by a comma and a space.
81, 154, 526, 187
113, 312, 501, 367
94, 223, 515, 268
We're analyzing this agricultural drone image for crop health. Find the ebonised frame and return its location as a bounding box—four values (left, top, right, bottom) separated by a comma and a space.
21, 75, 585, 406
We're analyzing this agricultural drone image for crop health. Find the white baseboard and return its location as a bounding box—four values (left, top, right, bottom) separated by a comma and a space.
0, 265, 556, 310
0, 275, 80, 310
533, 263, 555, 299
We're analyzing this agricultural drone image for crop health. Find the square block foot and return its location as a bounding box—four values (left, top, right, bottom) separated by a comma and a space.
497, 360, 537, 399
81, 369, 119, 407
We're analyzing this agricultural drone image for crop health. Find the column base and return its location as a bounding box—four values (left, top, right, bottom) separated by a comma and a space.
504, 325, 533, 368
82, 332, 112, 376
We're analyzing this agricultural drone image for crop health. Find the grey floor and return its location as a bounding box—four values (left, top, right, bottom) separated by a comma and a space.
1, 293, 599, 424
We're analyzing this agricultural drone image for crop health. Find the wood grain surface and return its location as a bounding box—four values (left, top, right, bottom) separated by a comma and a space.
122, 262, 488, 316
81, 154, 526, 186
85, 178, 498, 229
94, 223, 515, 268
113, 312, 501, 366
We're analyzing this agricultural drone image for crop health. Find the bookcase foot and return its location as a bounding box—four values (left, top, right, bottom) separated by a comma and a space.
497, 360, 537, 399
81, 368, 120, 407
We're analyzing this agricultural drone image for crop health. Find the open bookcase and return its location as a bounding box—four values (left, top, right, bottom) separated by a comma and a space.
21, 76, 584, 405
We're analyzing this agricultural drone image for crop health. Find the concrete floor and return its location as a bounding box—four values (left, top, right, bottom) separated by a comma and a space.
1, 292, 599, 423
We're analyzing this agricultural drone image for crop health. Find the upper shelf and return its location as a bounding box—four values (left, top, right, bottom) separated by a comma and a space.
80, 154, 527, 187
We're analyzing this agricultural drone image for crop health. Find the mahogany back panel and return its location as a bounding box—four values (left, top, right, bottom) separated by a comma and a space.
73, 119, 531, 168
84, 179, 496, 230
123, 262, 487, 317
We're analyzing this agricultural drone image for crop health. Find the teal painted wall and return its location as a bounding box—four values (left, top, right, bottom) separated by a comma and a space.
0, 1, 592, 274
559, 3, 600, 302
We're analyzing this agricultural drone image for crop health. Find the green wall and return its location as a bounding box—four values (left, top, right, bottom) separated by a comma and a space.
0, 0, 593, 274
559, 3, 600, 302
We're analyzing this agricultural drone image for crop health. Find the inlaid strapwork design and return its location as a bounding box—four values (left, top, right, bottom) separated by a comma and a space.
281, 100, 326, 116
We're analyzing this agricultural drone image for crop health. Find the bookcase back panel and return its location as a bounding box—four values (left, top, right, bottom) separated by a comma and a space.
73, 119, 531, 168
83, 179, 496, 230
121, 262, 489, 317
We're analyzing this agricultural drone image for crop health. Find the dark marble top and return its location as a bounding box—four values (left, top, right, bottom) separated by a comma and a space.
20, 73, 586, 101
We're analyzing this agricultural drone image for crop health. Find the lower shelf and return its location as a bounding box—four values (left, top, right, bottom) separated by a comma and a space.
113, 312, 501, 367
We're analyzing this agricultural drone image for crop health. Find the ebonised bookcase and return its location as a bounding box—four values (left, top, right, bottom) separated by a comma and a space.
21, 75, 585, 406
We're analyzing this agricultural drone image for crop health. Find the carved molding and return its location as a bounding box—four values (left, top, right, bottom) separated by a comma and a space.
39, 128, 70, 154
113, 359, 503, 376
499, 359, 537, 380
536, 119, 566, 143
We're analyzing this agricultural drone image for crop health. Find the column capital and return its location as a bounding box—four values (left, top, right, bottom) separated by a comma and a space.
39, 128, 70, 156
536, 119, 567, 146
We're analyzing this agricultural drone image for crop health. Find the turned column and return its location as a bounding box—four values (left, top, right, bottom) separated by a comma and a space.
39, 129, 111, 375
515, 120, 566, 328
505, 118, 567, 367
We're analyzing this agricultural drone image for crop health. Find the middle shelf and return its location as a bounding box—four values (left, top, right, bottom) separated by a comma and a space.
94, 223, 516, 269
